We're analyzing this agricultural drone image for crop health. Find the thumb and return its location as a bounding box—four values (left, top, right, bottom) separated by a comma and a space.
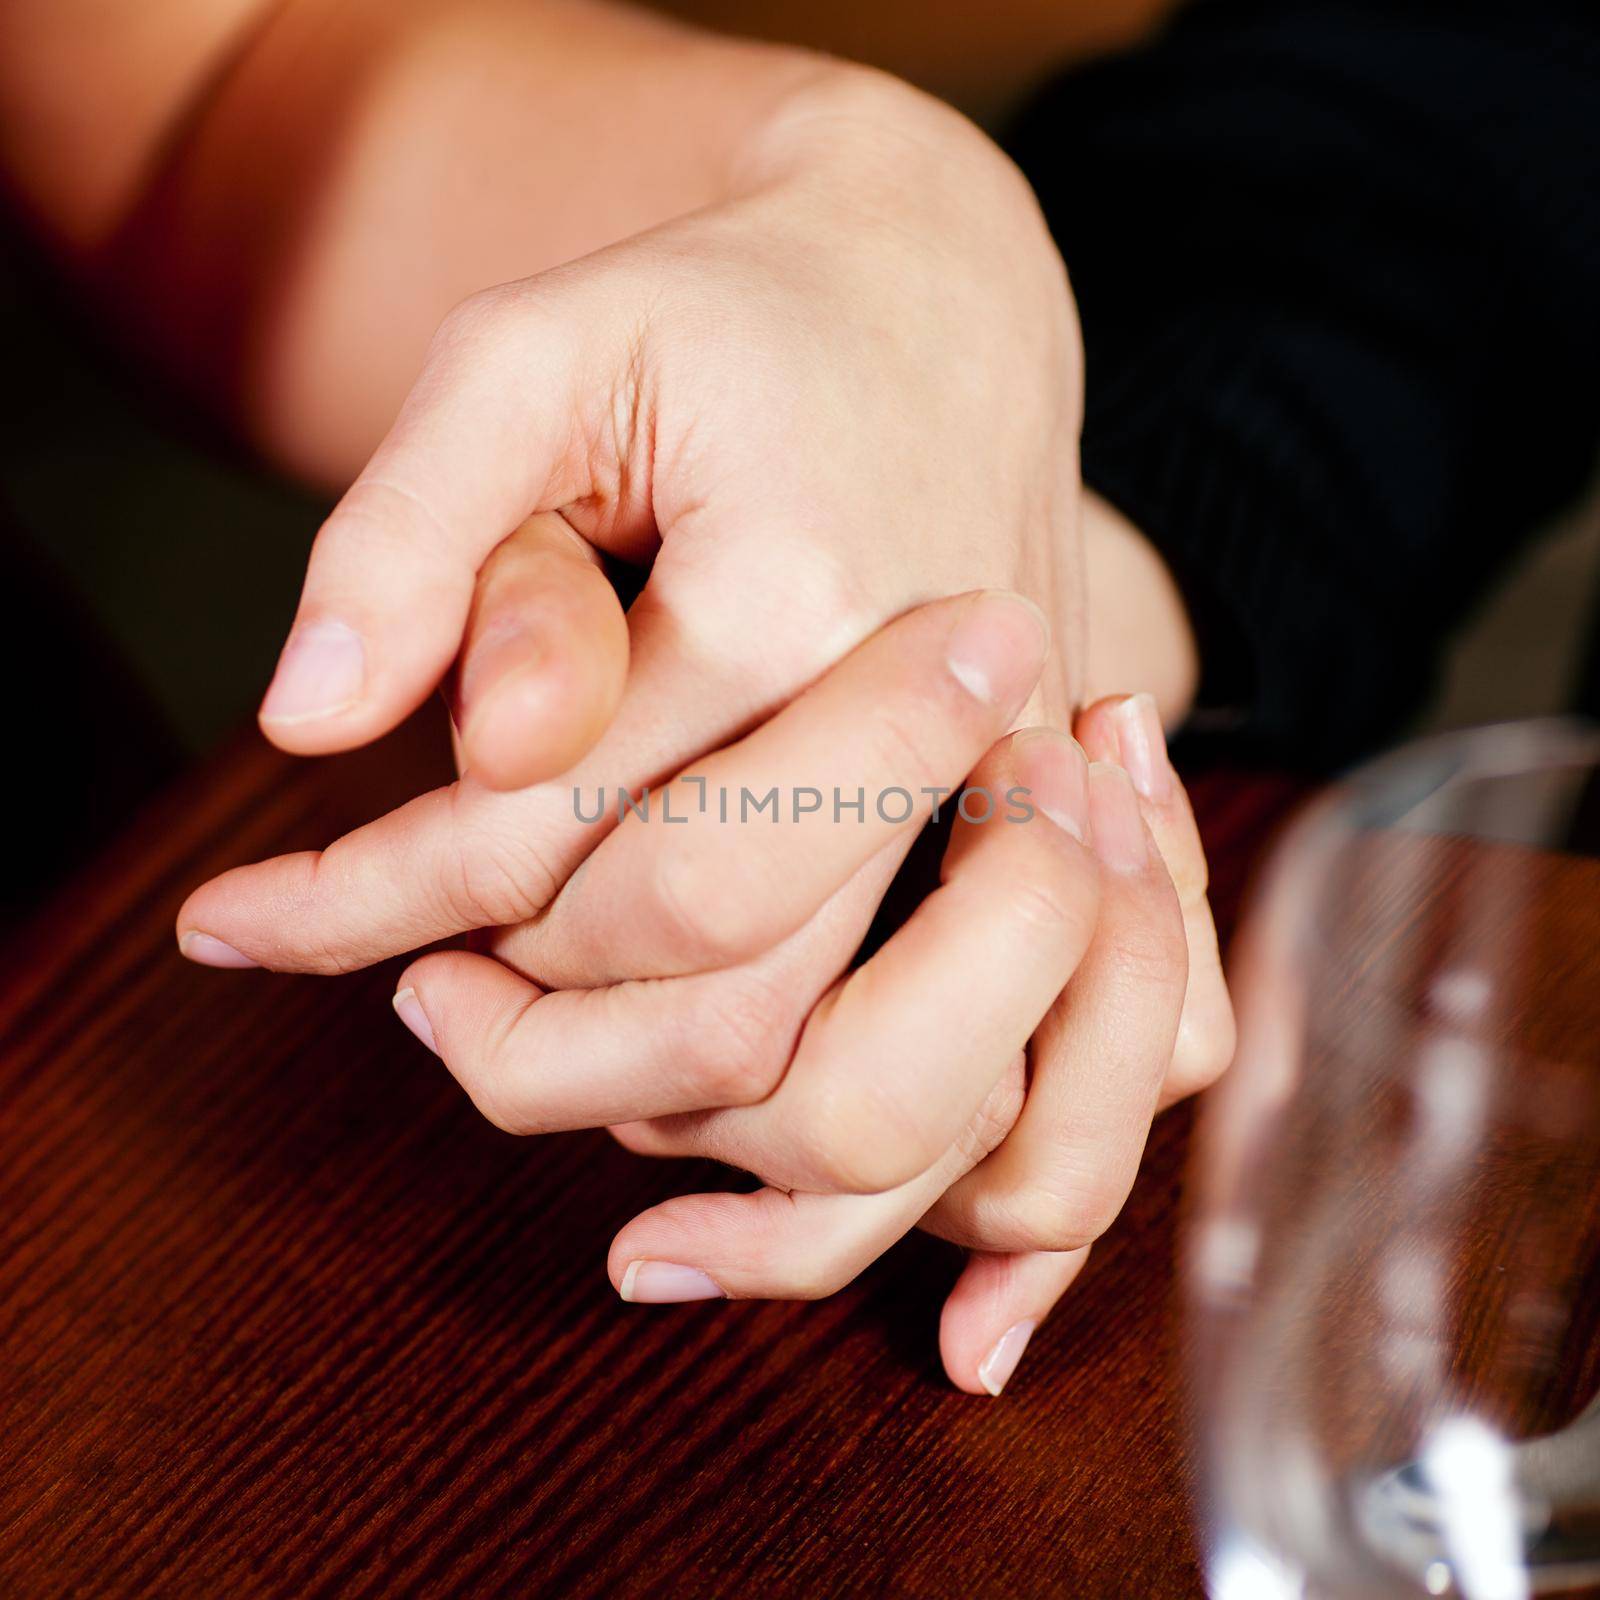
938, 1247, 1091, 1396
258, 285, 648, 754
451, 511, 629, 790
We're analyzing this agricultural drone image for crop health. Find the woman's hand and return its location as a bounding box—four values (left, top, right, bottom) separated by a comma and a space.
180, 68, 1084, 1036
606, 687, 1231, 1399
246, 63, 1082, 786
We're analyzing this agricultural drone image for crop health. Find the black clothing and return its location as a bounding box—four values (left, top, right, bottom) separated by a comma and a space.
1009, 0, 1600, 767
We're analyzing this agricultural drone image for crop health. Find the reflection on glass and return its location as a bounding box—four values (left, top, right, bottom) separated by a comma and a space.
1190, 720, 1600, 1599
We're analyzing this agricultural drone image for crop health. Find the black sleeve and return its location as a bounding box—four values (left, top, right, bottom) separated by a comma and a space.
1007, 0, 1600, 768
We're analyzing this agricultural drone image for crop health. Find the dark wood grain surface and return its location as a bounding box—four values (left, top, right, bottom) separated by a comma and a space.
0, 715, 1311, 1599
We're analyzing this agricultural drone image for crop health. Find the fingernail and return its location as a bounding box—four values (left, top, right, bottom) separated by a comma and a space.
1011, 730, 1088, 841
392, 986, 438, 1055
946, 591, 1050, 710
1088, 762, 1148, 871
260, 619, 365, 724
618, 1260, 726, 1303
1113, 692, 1174, 802
178, 931, 259, 969
978, 1320, 1036, 1396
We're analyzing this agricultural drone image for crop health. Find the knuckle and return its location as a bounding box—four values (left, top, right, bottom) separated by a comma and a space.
469, 995, 550, 1137
319, 481, 411, 559
797, 1129, 890, 1197
1167, 1002, 1239, 1100
741, 1192, 855, 1300
468, 1068, 537, 1138
998, 863, 1088, 934
297, 852, 381, 975
453, 847, 549, 930
647, 843, 761, 971
472, 1093, 535, 1138
655, 537, 876, 702
866, 697, 951, 797
292, 938, 363, 977
953, 1060, 1026, 1168
308, 942, 366, 978
428, 287, 572, 416
793, 1078, 936, 1195
682, 977, 794, 1105
433, 284, 521, 352
783, 1261, 852, 1301
991, 1173, 1130, 1254
1105, 914, 1189, 993
772, 538, 877, 654
448, 804, 560, 929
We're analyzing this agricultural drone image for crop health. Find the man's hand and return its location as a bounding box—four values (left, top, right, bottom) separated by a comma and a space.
187, 580, 1231, 1393
389, 653, 1230, 1397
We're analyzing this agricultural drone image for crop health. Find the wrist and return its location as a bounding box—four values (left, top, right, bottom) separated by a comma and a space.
734, 62, 1057, 267
732, 60, 1079, 413
736, 61, 993, 182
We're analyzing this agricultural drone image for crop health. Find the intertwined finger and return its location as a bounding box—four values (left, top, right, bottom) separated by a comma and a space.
605, 1065, 1019, 1310
522, 588, 1051, 987
381, 593, 1054, 1128
1075, 693, 1235, 1104
610, 729, 1100, 1195
923, 759, 1188, 1255
177, 557, 862, 973
601, 732, 1205, 1395
606, 1083, 1094, 1393
392, 726, 1095, 1175
390, 840, 907, 1131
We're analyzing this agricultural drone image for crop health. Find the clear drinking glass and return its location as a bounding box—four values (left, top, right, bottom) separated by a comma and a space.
1189, 719, 1600, 1600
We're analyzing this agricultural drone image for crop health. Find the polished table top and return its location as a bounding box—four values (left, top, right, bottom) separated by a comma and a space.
0, 717, 1312, 1598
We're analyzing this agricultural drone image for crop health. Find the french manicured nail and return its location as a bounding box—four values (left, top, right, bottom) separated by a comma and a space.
1088, 762, 1148, 871
618, 1260, 726, 1303
178, 931, 259, 969
946, 591, 1050, 709
1113, 692, 1175, 802
1012, 729, 1088, 841
260, 620, 365, 724
392, 987, 438, 1055
978, 1320, 1036, 1396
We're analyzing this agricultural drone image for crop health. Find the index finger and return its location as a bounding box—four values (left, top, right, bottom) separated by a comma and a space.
258, 288, 605, 756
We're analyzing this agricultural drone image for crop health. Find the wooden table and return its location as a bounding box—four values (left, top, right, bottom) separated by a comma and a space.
0, 717, 1310, 1599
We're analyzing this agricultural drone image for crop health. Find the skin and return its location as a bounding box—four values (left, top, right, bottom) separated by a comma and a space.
388, 645, 1224, 1395
3, 0, 1221, 1390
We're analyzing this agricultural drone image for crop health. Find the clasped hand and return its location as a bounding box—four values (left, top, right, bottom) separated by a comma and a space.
177, 70, 1232, 1393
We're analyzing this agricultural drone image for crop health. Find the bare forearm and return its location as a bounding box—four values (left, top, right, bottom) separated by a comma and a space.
4, 0, 830, 484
